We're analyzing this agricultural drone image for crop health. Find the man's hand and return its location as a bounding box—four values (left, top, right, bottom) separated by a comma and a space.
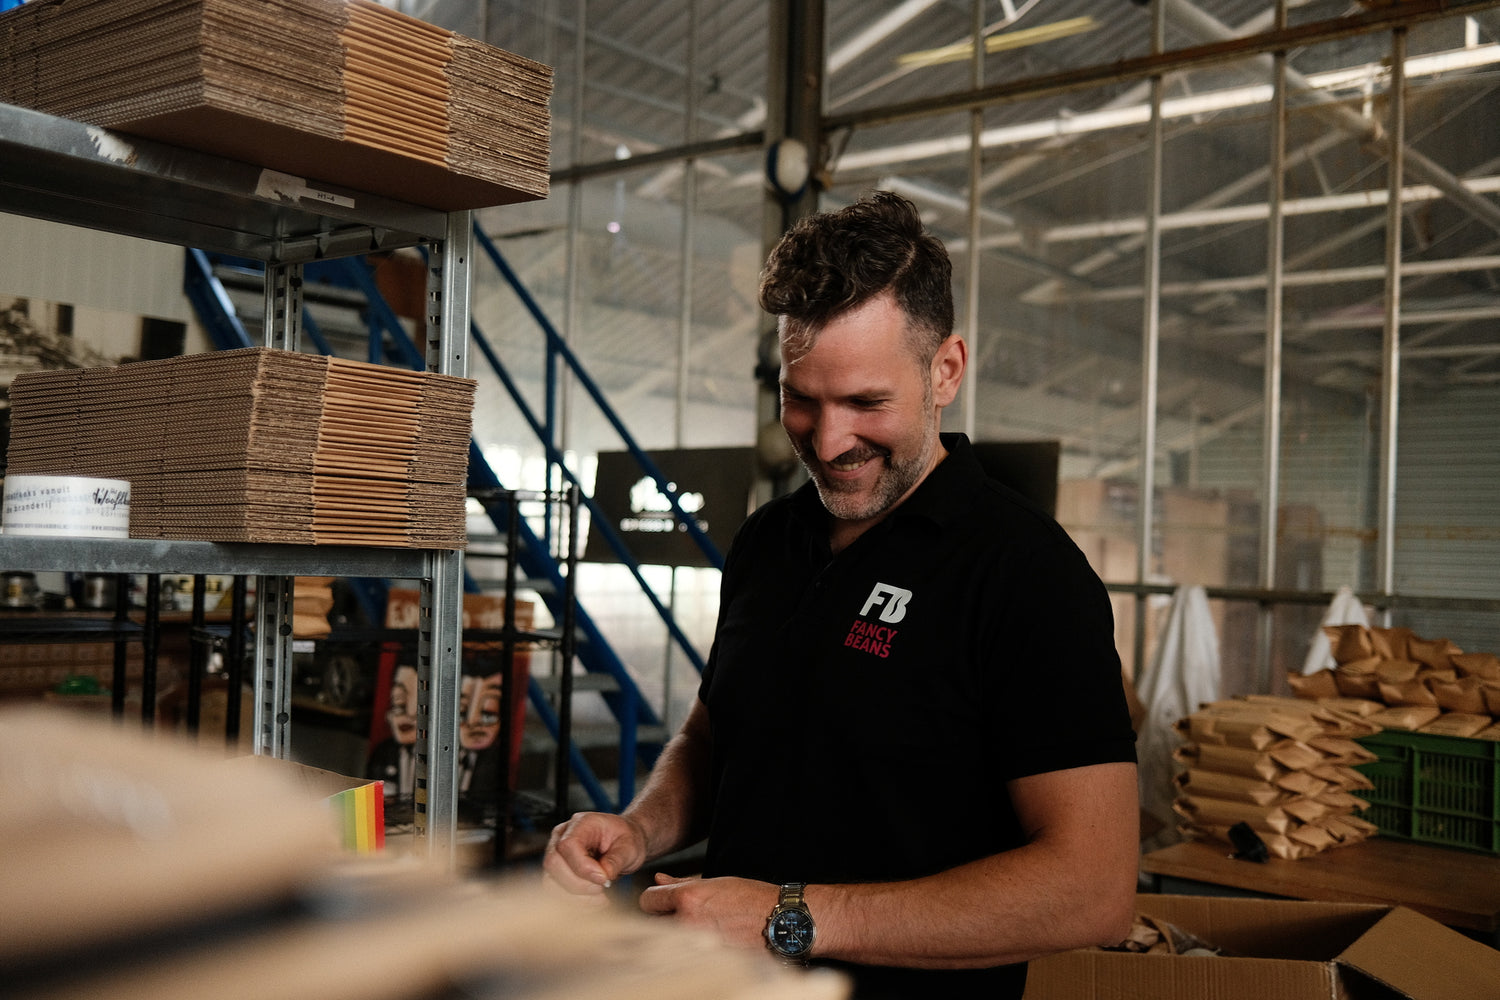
638, 873, 781, 950
543, 811, 649, 897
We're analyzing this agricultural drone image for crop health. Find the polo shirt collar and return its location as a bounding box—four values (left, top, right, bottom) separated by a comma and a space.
787, 431, 981, 539
889, 432, 980, 530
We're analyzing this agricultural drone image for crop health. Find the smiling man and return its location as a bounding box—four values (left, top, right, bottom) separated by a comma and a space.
545, 191, 1139, 1000
777, 289, 957, 553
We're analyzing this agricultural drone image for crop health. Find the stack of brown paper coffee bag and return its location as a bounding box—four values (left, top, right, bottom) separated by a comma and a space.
5, 348, 475, 549
1290, 624, 1500, 739
1172, 696, 1380, 860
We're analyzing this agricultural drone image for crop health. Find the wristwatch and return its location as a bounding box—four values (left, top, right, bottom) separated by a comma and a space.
764, 882, 815, 964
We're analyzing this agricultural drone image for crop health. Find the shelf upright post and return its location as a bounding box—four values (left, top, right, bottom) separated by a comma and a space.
264, 260, 304, 352
251, 573, 295, 758
412, 210, 472, 863
249, 261, 304, 758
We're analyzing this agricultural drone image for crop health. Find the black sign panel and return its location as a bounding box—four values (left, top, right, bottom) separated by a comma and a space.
971, 440, 1060, 516
585, 446, 755, 568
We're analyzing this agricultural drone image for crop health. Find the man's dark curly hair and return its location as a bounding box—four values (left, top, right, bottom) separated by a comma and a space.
758, 190, 954, 366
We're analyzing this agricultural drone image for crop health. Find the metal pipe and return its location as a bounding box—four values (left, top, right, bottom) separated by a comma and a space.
1256, 29, 1288, 693
1070, 254, 1500, 303
556, 486, 582, 818
974, 175, 1500, 251
140, 575, 159, 727
1217, 304, 1500, 337
187, 574, 206, 735
226, 576, 247, 747
494, 491, 521, 868
1377, 29, 1407, 610
961, 0, 983, 439
1103, 580, 1500, 614
676, 2, 699, 450
1134, 0, 1167, 679
665, 7, 701, 733
555, 0, 589, 546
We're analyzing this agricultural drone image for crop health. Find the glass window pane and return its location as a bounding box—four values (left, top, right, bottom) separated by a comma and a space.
1274, 38, 1393, 609
826, 98, 1158, 677
1391, 16, 1500, 651
1150, 54, 1273, 697
568, 173, 685, 452
825, 1, 981, 115
430, 1, 1500, 713
684, 150, 766, 448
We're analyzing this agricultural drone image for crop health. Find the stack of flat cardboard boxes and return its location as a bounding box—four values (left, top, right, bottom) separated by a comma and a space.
0, 0, 552, 210
6, 348, 476, 548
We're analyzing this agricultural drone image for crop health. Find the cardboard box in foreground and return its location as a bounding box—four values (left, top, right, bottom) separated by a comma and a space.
226, 754, 384, 853
1023, 893, 1500, 1000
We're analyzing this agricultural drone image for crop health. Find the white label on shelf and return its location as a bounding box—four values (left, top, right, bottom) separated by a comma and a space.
254, 168, 355, 209
86, 127, 136, 165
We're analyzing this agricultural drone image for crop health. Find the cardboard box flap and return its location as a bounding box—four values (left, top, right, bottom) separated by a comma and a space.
1337, 905, 1500, 1000
1136, 894, 1385, 959
225, 754, 384, 853
1024, 895, 1500, 1000
225, 753, 369, 797
1024, 951, 1340, 1000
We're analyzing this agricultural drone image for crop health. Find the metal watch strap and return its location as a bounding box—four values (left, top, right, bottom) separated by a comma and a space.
767, 881, 814, 965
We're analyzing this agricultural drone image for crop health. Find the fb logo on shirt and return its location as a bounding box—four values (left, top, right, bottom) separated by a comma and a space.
860, 582, 912, 624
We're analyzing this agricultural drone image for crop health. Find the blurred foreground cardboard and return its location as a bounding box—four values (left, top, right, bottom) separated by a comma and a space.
1024, 893, 1500, 1000
2, 706, 849, 1000
0, 706, 340, 966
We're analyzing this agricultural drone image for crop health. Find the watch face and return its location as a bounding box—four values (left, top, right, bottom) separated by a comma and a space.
769, 908, 815, 957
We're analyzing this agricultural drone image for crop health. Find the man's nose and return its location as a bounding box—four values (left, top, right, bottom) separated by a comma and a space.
810, 408, 857, 462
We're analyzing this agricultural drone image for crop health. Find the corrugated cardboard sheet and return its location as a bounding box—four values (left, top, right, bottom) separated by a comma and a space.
5, 348, 475, 549
0, 0, 552, 210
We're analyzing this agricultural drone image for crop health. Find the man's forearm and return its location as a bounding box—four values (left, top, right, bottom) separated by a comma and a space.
620, 700, 713, 861
805, 845, 1132, 968
804, 762, 1138, 969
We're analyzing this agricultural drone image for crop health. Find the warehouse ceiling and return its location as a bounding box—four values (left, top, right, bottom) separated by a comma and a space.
397, 0, 1500, 473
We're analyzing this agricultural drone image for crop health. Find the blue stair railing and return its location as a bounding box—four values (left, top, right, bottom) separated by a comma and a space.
471, 225, 724, 573
184, 241, 721, 811
305, 251, 715, 685
317, 250, 721, 810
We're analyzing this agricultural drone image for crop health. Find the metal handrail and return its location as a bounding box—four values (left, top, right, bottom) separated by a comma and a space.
185, 244, 709, 811
472, 225, 724, 570
327, 252, 707, 675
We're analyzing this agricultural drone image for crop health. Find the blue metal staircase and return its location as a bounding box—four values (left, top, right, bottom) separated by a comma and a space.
184, 234, 721, 813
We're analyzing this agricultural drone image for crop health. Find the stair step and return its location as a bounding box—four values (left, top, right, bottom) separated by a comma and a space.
520, 720, 670, 753
512, 778, 652, 820
531, 672, 619, 695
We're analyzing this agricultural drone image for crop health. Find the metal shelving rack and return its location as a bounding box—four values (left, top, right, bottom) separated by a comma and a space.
0, 102, 472, 865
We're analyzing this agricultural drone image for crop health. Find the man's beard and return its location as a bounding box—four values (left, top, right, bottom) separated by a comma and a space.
795, 412, 937, 525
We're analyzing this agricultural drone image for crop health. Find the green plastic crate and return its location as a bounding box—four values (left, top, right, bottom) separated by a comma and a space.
1355, 729, 1500, 855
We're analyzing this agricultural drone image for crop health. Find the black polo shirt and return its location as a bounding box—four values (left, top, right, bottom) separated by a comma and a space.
698, 433, 1136, 1000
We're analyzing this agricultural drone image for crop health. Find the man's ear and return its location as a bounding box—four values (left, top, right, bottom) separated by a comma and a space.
931, 334, 966, 407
